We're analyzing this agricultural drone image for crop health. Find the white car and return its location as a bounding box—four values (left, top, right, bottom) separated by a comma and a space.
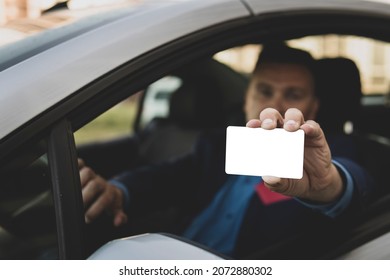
0, 0, 389, 260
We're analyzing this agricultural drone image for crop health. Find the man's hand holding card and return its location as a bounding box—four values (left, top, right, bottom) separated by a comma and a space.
226, 108, 344, 204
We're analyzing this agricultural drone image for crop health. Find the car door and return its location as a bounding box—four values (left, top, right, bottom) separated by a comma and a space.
0, 0, 253, 260
0, 119, 84, 259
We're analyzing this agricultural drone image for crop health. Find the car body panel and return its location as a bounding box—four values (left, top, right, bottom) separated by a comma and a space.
0, 0, 250, 142
0, 4, 141, 70
88, 233, 223, 260
244, 0, 390, 17
340, 231, 390, 259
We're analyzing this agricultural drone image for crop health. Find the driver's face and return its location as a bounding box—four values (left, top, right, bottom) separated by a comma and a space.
244, 62, 318, 121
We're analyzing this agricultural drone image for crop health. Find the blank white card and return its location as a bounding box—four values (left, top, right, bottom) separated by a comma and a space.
225, 126, 304, 179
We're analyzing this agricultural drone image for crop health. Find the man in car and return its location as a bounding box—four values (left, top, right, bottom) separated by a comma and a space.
79, 43, 373, 258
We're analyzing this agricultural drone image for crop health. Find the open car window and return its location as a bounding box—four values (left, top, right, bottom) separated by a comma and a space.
76, 34, 390, 152
74, 32, 390, 259
215, 35, 390, 96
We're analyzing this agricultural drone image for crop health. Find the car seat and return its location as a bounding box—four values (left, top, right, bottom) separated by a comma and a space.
316, 57, 390, 205
315, 57, 362, 135
137, 57, 248, 164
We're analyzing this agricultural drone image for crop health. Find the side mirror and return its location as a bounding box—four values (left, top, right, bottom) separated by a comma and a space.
88, 233, 225, 260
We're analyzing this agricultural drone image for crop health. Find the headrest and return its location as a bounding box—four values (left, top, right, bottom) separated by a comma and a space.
169, 81, 223, 128
316, 57, 362, 134
168, 58, 247, 128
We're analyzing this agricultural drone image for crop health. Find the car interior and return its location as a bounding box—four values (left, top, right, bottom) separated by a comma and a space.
0, 141, 58, 259
135, 57, 248, 165
0, 30, 390, 259
73, 35, 390, 259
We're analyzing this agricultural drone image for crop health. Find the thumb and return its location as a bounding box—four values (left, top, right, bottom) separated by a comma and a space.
262, 176, 290, 195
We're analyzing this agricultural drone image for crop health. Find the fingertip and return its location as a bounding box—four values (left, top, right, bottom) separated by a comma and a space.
261, 118, 275, 129
300, 121, 321, 137
283, 119, 299, 131
114, 213, 128, 227
78, 158, 85, 169
259, 108, 283, 129
262, 176, 281, 185
113, 218, 120, 227
246, 119, 261, 128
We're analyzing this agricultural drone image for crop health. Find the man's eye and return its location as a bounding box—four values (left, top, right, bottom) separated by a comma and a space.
284, 88, 305, 102
256, 84, 273, 98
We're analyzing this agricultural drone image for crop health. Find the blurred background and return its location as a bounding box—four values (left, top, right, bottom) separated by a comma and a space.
0, 0, 139, 46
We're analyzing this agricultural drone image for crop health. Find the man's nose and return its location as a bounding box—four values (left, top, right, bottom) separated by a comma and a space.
269, 93, 284, 114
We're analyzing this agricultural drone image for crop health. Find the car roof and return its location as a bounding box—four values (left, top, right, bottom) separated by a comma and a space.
0, 0, 390, 142
0, 0, 250, 141
246, 0, 390, 16
0, 3, 142, 70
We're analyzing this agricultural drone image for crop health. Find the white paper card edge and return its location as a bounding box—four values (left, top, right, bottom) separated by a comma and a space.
225, 126, 304, 179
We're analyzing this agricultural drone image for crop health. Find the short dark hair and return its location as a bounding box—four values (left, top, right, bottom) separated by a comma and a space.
254, 42, 316, 77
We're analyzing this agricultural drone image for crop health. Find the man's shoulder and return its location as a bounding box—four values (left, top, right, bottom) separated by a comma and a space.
195, 128, 227, 151
190, 128, 228, 169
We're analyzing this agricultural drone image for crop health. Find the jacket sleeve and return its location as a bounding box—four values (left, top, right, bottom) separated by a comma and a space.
332, 156, 375, 216
111, 152, 201, 214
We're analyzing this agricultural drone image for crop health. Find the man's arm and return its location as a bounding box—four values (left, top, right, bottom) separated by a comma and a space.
78, 152, 201, 227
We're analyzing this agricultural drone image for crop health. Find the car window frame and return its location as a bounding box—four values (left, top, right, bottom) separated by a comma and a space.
0, 118, 85, 259
68, 13, 390, 259
47, 119, 85, 259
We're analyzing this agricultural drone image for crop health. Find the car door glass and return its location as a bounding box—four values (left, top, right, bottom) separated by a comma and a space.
74, 93, 141, 145
139, 76, 182, 129
0, 141, 58, 259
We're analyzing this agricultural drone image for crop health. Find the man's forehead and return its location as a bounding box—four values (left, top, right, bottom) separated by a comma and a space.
254, 63, 315, 85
